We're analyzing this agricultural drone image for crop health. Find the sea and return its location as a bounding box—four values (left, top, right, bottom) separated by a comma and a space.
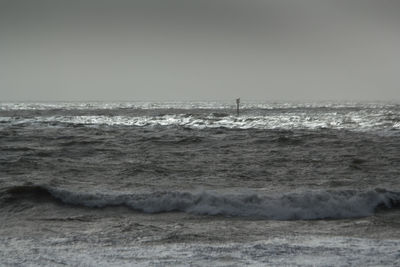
1, 101, 400, 266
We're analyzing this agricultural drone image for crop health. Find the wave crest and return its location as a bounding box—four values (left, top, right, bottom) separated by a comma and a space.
3, 185, 400, 220
2, 112, 400, 133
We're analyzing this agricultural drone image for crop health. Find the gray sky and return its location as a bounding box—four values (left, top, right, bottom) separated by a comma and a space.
1, 0, 399, 101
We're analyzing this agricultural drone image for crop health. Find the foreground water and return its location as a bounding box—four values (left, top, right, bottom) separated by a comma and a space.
1, 101, 400, 266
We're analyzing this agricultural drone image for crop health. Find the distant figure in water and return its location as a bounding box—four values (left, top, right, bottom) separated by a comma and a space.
236, 98, 240, 116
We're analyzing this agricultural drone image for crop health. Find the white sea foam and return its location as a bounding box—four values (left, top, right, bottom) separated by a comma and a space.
2, 111, 400, 133
44, 187, 399, 220
2, 102, 399, 133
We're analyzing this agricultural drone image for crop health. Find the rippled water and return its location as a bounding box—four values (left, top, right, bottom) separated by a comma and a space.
1, 101, 400, 266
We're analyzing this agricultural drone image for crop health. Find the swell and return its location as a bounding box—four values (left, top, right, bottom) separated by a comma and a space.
2, 185, 58, 203
3, 185, 400, 220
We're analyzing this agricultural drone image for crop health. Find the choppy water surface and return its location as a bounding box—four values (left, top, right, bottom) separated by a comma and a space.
1, 101, 400, 266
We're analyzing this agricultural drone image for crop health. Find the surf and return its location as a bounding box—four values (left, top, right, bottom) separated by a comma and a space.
3, 185, 400, 220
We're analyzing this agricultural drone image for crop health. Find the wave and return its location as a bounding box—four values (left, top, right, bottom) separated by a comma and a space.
2, 111, 400, 132
3, 185, 400, 220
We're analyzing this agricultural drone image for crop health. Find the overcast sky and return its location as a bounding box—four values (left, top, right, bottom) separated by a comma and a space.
1, 0, 399, 101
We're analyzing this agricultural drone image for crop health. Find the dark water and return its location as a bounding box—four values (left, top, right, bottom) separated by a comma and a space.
1, 102, 400, 266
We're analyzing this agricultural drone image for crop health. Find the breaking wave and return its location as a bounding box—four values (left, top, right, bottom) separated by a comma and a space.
4, 185, 400, 220
2, 112, 400, 132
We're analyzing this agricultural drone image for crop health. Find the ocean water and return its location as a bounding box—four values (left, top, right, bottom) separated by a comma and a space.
1, 101, 400, 266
